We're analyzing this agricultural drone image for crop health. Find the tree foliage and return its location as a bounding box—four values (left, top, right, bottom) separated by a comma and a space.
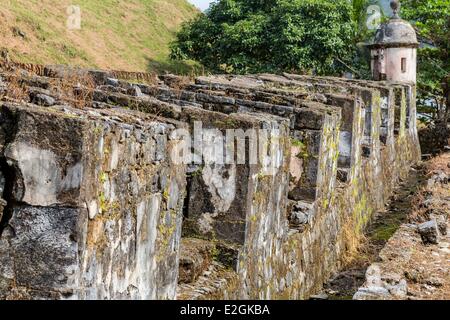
401, 0, 450, 121
171, 0, 356, 75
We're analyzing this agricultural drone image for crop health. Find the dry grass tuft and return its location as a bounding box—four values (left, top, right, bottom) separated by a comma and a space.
340, 214, 369, 267
0, 64, 96, 109
409, 153, 450, 223
1, 69, 29, 101
50, 71, 96, 109
161, 74, 193, 90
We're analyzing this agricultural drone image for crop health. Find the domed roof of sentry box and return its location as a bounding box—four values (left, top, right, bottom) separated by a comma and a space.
368, 0, 418, 49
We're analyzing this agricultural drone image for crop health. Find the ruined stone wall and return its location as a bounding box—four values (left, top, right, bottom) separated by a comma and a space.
0, 101, 187, 299
0, 65, 420, 300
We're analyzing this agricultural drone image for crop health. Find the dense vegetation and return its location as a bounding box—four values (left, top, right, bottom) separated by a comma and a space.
171, 0, 357, 75
402, 0, 449, 121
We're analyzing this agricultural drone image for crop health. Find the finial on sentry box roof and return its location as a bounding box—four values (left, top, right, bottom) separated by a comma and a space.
390, 0, 401, 19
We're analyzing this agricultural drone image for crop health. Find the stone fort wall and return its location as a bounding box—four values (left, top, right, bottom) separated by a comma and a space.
0, 63, 420, 299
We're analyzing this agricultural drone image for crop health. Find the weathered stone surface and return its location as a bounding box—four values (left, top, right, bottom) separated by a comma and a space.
353, 287, 391, 300
0, 199, 5, 221
353, 265, 408, 300
0, 64, 421, 300
430, 171, 449, 185
178, 238, 213, 284
310, 293, 329, 300
0, 76, 6, 95
127, 85, 143, 97
174, 74, 419, 300
177, 261, 240, 300
289, 200, 314, 228
435, 215, 448, 236
0, 101, 187, 300
30, 91, 56, 106
106, 77, 119, 87
0, 206, 80, 298
418, 220, 440, 245
1, 105, 84, 207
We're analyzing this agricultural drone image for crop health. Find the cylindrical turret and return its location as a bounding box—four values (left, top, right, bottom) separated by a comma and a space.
368, 0, 418, 83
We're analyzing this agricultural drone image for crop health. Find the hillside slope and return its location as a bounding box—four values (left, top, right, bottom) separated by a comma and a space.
0, 0, 199, 73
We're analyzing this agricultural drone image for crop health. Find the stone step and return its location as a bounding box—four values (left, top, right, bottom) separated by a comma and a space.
178, 238, 242, 285
177, 261, 239, 300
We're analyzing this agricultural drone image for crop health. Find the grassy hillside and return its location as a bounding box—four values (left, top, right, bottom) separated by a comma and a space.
0, 0, 200, 73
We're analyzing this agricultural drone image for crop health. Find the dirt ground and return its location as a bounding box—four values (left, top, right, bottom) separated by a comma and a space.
323, 152, 450, 300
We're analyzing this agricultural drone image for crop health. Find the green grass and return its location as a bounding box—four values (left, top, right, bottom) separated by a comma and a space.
0, 0, 200, 74
370, 222, 399, 242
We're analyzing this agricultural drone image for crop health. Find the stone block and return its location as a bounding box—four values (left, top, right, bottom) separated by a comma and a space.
0, 101, 187, 300
0, 206, 80, 298
0, 65, 422, 301
418, 220, 440, 245
178, 238, 214, 284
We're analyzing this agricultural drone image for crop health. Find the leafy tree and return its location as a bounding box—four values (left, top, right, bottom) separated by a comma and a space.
171, 0, 356, 75
401, 0, 450, 121
351, 0, 379, 79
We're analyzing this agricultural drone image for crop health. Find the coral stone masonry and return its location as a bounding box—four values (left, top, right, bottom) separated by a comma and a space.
0, 62, 420, 299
